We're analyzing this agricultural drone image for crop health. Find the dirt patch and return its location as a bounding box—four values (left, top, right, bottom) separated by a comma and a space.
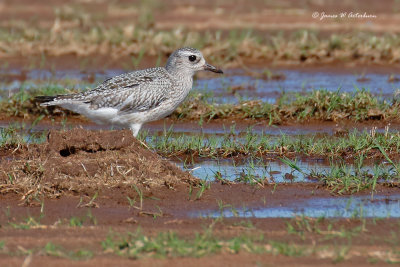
1, 127, 400, 265
48, 129, 138, 156
2, 0, 400, 69
0, 129, 198, 199
1, 116, 398, 135
0, 183, 399, 266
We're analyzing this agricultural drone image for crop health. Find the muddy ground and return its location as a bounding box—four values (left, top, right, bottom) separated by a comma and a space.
0, 129, 399, 266
2, 115, 400, 145
2, 0, 400, 70
1, 0, 400, 265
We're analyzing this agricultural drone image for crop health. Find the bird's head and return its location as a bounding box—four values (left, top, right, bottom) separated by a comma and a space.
166, 47, 223, 76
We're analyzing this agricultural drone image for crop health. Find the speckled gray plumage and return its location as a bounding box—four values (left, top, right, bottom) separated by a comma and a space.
37, 47, 223, 136
50, 67, 172, 113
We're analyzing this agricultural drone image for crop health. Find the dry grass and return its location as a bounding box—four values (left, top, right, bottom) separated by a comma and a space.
1, 1, 399, 67
0, 129, 198, 201
1, 23, 400, 66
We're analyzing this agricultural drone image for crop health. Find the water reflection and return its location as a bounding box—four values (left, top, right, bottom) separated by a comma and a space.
196, 195, 400, 218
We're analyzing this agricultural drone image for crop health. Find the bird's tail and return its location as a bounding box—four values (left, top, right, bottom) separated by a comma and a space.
34, 95, 58, 106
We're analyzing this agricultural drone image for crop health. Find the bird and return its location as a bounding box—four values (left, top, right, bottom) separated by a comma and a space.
36, 47, 223, 137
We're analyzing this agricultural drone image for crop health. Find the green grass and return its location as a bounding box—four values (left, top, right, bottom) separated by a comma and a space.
69, 216, 84, 227
0, 122, 47, 146
0, 82, 83, 117
310, 163, 386, 194
142, 128, 400, 160
8, 216, 43, 229
2, 120, 400, 193
286, 216, 365, 241
3, 86, 399, 124
2, 226, 395, 263
43, 242, 93, 260
211, 156, 398, 193
68, 210, 98, 227
1, 241, 93, 260
99, 227, 398, 263
173, 88, 395, 122
101, 227, 306, 259
140, 128, 400, 192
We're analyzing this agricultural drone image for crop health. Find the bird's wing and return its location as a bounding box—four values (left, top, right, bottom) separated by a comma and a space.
75, 68, 172, 113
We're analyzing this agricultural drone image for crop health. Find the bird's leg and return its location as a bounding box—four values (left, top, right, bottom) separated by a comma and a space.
130, 123, 150, 149
130, 123, 142, 137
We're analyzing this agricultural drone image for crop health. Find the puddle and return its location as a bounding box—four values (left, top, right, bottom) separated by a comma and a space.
196, 194, 400, 218
176, 158, 329, 183
0, 69, 130, 96
0, 69, 124, 85
175, 157, 391, 183
1, 118, 399, 138
0, 127, 47, 144
144, 120, 400, 136
1, 121, 395, 184
194, 69, 400, 104
1, 69, 399, 104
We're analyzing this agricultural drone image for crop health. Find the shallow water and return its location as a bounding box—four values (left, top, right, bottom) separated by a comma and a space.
195, 69, 400, 103
1, 118, 398, 138
176, 158, 328, 183
1, 68, 399, 104
174, 157, 391, 183
0, 122, 394, 185
195, 194, 400, 218
144, 120, 399, 135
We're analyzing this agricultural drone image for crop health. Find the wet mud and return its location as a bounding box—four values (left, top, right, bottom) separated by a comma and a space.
1, 116, 398, 137
0, 129, 399, 266
0, 129, 197, 198
1, 177, 399, 266
1, 0, 400, 262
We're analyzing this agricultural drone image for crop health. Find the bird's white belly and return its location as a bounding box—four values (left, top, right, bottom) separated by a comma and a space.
112, 101, 178, 126
61, 103, 118, 125
61, 101, 179, 128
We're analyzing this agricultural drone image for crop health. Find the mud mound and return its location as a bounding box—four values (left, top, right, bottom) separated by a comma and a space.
0, 129, 198, 198
48, 129, 137, 156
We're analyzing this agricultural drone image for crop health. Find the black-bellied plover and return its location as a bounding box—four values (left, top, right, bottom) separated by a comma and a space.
36, 47, 223, 136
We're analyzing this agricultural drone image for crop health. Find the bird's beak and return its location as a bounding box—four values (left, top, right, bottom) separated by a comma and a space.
204, 63, 223, 74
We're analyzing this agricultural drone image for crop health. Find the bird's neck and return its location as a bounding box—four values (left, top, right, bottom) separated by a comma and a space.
173, 74, 193, 105
166, 67, 193, 89
165, 67, 193, 102
166, 65, 195, 79
176, 72, 193, 90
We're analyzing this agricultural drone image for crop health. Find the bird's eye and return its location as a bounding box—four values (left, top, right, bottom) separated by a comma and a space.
188, 55, 197, 62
